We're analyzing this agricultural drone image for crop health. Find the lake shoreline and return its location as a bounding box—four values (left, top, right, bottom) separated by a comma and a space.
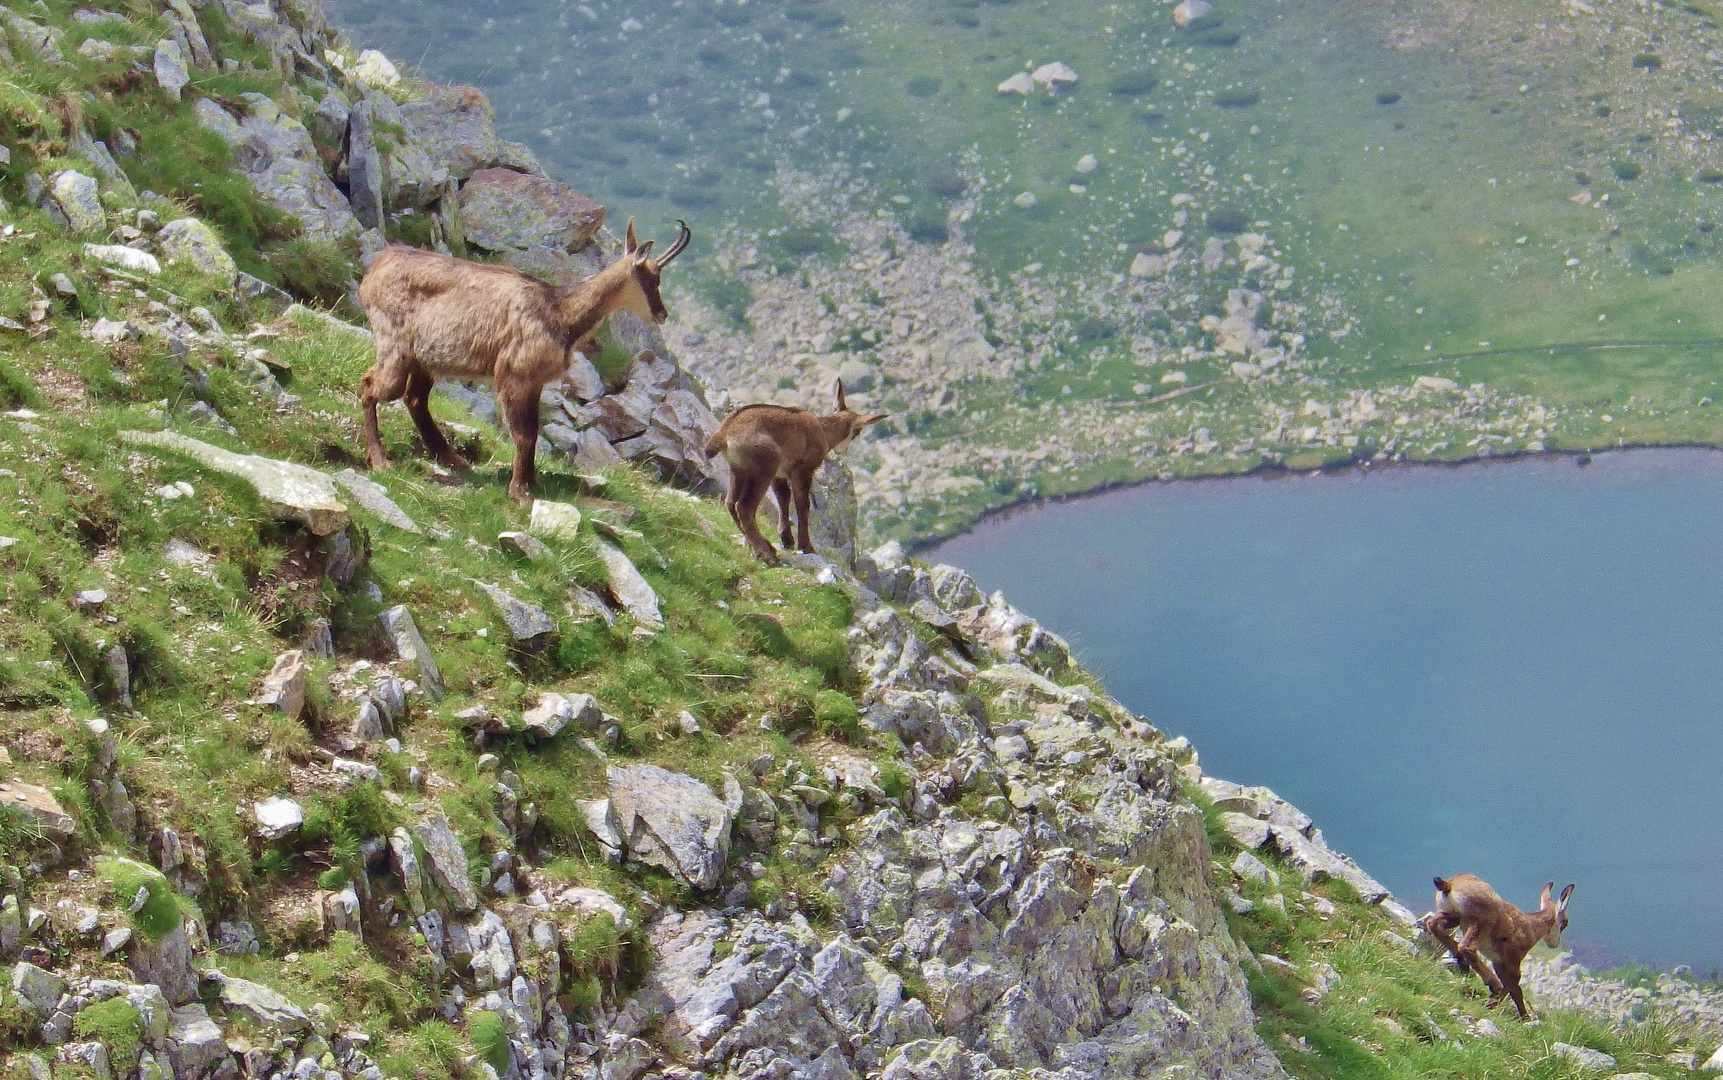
911, 441, 1723, 557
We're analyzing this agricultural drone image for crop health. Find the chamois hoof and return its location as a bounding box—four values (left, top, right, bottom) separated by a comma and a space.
442, 451, 473, 473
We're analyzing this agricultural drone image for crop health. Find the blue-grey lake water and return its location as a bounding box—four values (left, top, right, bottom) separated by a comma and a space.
927, 450, 1723, 971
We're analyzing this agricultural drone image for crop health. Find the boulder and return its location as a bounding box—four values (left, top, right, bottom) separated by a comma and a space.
457, 168, 605, 254
527, 499, 582, 541
10, 962, 65, 1016
153, 38, 189, 100
1551, 1043, 1616, 1071
352, 48, 400, 89
521, 691, 602, 738
596, 540, 663, 632
1218, 812, 1270, 850
129, 924, 197, 1004
401, 85, 501, 182
0, 780, 75, 839
497, 531, 549, 558
997, 72, 1035, 95
379, 605, 444, 699
253, 650, 307, 720
120, 431, 350, 535
331, 468, 420, 532
413, 817, 480, 912
84, 244, 161, 276
389, 827, 429, 915
50, 171, 104, 233
606, 764, 732, 890
167, 1004, 230, 1080
809, 459, 858, 568
156, 217, 237, 285
253, 795, 303, 840
1172, 0, 1212, 26
362, 91, 446, 210
476, 582, 557, 645
211, 973, 310, 1031
345, 96, 385, 230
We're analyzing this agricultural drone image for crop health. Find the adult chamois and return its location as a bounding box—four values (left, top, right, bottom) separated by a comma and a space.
356, 219, 691, 504
1423, 873, 1575, 1019
704, 382, 888, 565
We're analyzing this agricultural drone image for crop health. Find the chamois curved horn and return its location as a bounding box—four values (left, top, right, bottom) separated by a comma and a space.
655, 219, 692, 268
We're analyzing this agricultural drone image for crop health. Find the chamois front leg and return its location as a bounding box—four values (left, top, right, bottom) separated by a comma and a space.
498, 383, 542, 506
790, 468, 815, 554
1494, 958, 1531, 1019
402, 368, 470, 472
1456, 926, 1509, 1003
1425, 914, 1507, 1000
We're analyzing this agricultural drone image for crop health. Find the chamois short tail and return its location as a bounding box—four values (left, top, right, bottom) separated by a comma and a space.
703, 431, 726, 460
1434, 877, 1451, 893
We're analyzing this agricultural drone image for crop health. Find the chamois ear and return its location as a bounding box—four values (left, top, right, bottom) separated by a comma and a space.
834, 380, 847, 412
1539, 882, 1554, 907
1558, 883, 1575, 909
864, 412, 890, 426
635, 239, 656, 263
625, 217, 638, 255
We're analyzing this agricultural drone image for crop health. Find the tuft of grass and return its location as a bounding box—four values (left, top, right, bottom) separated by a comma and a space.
469, 1010, 512, 1075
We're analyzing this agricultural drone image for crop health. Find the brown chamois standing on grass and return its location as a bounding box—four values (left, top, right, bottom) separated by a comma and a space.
704, 381, 888, 565
1422, 873, 1575, 1018
356, 218, 691, 504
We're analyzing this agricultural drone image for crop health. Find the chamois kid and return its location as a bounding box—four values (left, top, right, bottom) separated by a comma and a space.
704, 382, 888, 565
356, 218, 691, 504
1423, 873, 1575, 1019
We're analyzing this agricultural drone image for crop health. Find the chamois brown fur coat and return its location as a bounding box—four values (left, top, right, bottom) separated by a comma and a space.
356, 219, 688, 503
704, 383, 887, 564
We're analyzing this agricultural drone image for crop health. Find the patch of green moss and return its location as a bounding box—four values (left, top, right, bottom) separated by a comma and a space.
72, 998, 143, 1064
469, 1010, 512, 1075
96, 857, 185, 940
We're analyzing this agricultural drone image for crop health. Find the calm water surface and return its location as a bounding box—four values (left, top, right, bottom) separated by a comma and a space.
928, 450, 1723, 970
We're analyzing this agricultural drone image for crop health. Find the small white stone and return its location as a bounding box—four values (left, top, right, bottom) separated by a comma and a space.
1013, 191, 1038, 209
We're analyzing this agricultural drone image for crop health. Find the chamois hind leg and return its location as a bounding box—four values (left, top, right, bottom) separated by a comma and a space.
402, 368, 469, 472
735, 472, 780, 565
772, 478, 794, 549
1425, 915, 1507, 999
790, 467, 816, 554
1455, 926, 1509, 1003
359, 349, 415, 471
497, 381, 542, 506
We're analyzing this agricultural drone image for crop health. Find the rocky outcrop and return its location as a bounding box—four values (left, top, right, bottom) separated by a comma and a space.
120, 430, 350, 536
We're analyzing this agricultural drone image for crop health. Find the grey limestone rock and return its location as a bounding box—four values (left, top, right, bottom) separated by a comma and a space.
120, 431, 349, 536
128, 924, 198, 1004
49, 170, 103, 233
607, 765, 732, 890
153, 38, 189, 100
10, 962, 65, 1016
596, 540, 663, 632
211, 973, 310, 1031
457, 167, 605, 254
157, 218, 237, 287
167, 1004, 230, 1079
331, 469, 420, 532
476, 582, 557, 646
379, 605, 443, 699
400, 85, 501, 182
253, 650, 307, 720
413, 817, 480, 912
